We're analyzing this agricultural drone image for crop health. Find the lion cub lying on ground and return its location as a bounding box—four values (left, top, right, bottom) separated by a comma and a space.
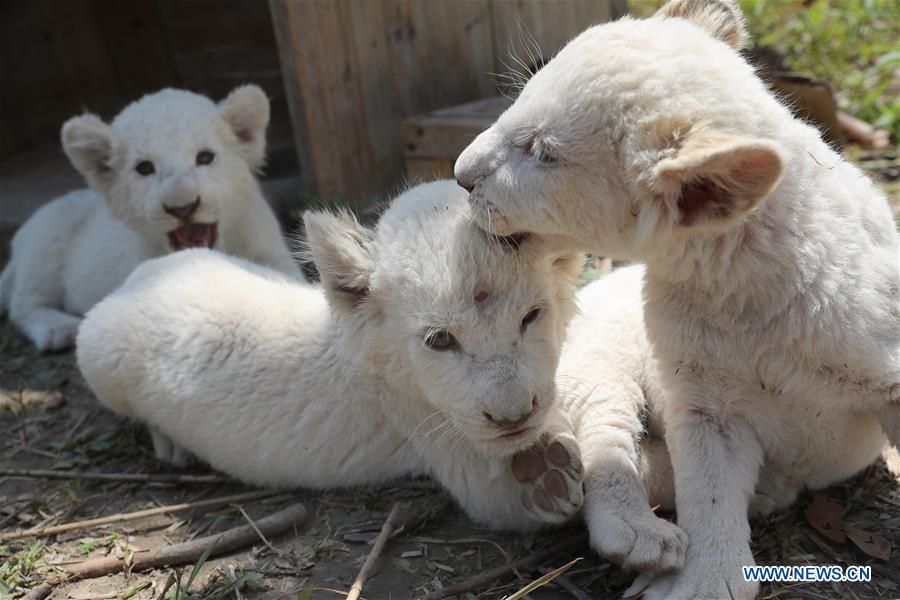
455, 0, 899, 597
78, 181, 683, 572
78, 181, 586, 530
0, 86, 299, 352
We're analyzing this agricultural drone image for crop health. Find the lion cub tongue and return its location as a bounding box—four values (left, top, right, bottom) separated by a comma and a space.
168, 223, 217, 250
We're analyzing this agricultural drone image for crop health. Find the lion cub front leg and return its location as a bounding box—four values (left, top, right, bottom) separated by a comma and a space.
572, 387, 686, 573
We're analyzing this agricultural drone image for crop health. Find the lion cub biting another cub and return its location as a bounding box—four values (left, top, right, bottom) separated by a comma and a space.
78, 180, 685, 573
456, 0, 899, 597
0, 86, 299, 352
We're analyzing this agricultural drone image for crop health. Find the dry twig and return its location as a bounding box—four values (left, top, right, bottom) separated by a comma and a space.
506, 557, 582, 599
418, 534, 587, 600
348, 501, 406, 600
0, 467, 231, 484
31, 503, 307, 597
237, 505, 280, 554
538, 564, 593, 600
1, 490, 275, 541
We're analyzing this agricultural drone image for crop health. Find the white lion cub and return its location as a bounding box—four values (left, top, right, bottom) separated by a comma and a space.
77, 181, 588, 530
456, 0, 898, 597
0, 86, 299, 352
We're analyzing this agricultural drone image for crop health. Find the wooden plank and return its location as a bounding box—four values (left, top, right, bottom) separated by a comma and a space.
402, 96, 511, 184
404, 102, 511, 159
270, 0, 622, 204
268, 0, 315, 194
347, 0, 496, 194
270, 0, 496, 204
270, 0, 371, 204
403, 117, 496, 159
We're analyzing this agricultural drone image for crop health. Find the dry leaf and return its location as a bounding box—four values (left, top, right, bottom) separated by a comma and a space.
844, 526, 891, 561
804, 496, 847, 543
0, 388, 64, 414
804, 496, 892, 561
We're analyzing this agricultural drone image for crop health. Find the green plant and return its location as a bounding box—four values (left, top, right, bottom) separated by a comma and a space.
742, 0, 900, 141
630, 0, 900, 142
0, 542, 45, 591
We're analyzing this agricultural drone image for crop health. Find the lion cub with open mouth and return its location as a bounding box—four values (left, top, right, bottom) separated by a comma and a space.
0, 86, 299, 352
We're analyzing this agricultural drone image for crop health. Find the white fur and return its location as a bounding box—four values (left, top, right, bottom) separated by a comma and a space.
77, 181, 591, 530
561, 265, 686, 572
1, 86, 299, 352
76, 181, 684, 552
455, 0, 899, 597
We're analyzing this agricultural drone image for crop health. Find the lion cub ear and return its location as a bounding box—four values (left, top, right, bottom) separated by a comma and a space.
61, 114, 116, 189
656, 0, 746, 48
220, 84, 270, 171
304, 210, 377, 321
652, 129, 786, 229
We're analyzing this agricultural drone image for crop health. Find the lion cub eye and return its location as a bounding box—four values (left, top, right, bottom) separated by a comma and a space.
536, 148, 557, 164
521, 308, 541, 332
425, 330, 457, 351
522, 137, 557, 164
196, 150, 215, 166
135, 161, 155, 176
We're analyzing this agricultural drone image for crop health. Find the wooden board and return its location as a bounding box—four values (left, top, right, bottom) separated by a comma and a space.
270, 0, 497, 204
403, 96, 511, 169
271, 0, 623, 205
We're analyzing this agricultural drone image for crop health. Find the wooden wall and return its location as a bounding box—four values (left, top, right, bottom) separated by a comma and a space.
0, 0, 293, 162
270, 0, 627, 204
1, 0, 627, 206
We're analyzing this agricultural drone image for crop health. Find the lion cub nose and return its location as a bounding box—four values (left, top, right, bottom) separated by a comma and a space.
164, 197, 201, 220
483, 396, 536, 430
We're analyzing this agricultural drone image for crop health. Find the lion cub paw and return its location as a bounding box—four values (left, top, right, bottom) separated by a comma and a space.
511, 433, 584, 524
589, 507, 686, 573
30, 314, 81, 353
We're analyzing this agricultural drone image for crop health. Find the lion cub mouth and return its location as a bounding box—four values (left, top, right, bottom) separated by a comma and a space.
498, 425, 531, 438
168, 223, 217, 250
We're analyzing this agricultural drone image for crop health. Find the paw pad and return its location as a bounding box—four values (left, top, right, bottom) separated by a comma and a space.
547, 441, 570, 466
510, 434, 584, 524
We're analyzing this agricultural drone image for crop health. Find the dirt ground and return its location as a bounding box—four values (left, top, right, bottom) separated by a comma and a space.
2, 149, 899, 600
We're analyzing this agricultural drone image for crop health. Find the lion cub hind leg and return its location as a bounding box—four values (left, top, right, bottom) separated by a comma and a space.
149, 427, 194, 468
511, 430, 585, 524
879, 397, 900, 450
